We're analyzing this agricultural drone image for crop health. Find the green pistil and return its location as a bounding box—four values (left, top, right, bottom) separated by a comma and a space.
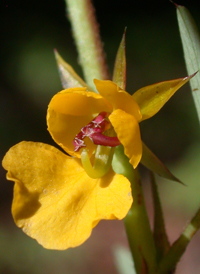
81, 145, 114, 179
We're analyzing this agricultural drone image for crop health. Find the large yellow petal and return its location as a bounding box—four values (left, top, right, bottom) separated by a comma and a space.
2, 141, 132, 250
47, 88, 112, 157
109, 109, 142, 168
94, 79, 142, 121
132, 76, 192, 121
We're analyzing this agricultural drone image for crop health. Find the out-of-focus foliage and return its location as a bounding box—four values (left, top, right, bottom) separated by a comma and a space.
177, 5, 200, 122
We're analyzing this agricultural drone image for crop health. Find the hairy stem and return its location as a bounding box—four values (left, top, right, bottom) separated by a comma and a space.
65, 0, 109, 91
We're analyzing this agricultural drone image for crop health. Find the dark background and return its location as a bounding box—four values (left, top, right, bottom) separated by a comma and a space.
1, 1, 200, 273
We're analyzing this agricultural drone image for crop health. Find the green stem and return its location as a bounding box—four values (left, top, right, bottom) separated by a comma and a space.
65, 0, 109, 90
158, 207, 200, 274
112, 145, 157, 274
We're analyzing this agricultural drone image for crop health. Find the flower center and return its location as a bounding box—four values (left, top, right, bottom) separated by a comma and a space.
73, 112, 120, 152
73, 112, 121, 179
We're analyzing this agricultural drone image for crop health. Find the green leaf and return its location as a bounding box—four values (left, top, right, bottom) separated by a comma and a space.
54, 50, 88, 89
140, 142, 183, 184
176, 5, 200, 122
158, 207, 200, 274
112, 29, 126, 90
150, 172, 170, 263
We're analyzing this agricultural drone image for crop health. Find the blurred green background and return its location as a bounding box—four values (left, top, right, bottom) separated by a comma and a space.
1, 0, 200, 273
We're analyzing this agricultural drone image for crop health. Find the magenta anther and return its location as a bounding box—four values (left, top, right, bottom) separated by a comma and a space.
73, 112, 120, 151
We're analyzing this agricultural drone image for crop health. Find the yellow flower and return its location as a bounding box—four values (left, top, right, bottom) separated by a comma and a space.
47, 79, 142, 169
2, 76, 192, 250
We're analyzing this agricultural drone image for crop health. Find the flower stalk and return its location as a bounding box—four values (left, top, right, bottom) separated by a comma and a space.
65, 0, 109, 90
112, 146, 157, 274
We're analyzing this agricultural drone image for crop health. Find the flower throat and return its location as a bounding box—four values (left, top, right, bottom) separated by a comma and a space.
73, 112, 120, 179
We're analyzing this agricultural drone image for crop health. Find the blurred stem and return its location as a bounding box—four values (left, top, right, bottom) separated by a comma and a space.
158, 207, 200, 274
151, 172, 170, 263
112, 146, 157, 274
65, 0, 109, 91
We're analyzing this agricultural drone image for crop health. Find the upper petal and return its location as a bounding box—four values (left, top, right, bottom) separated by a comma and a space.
2, 141, 132, 250
47, 87, 112, 157
48, 87, 112, 116
132, 76, 192, 121
109, 109, 142, 168
94, 79, 142, 121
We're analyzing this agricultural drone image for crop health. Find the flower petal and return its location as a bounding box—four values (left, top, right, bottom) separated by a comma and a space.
94, 79, 142, 121
47, 88, 112, 157
2, 141, 132, 250
132, 76, 192, 121
109, 109, 142, 168
48, 88, 112, 116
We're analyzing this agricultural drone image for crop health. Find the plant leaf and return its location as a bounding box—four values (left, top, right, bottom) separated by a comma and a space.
140, 142, 183, 184
54, 50, 88, 89
112, 29, 126, 90
176, 5, 200, 122
158, 206, 200, 274
150, 172, 170, 263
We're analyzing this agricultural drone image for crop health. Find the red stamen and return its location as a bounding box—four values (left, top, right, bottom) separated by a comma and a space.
91, 133, 120, 147
73, 138, 86, 152
73, 112, 120, 151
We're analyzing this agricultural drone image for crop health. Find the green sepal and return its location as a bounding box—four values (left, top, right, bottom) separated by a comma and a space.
54, 50, 88, 89
176, 5, 200, 122
150, 172, 170, 263
112, 29, 127, 90
112, 144, 135, 182
141, 142, 183, 184
133, 74, 194, 121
